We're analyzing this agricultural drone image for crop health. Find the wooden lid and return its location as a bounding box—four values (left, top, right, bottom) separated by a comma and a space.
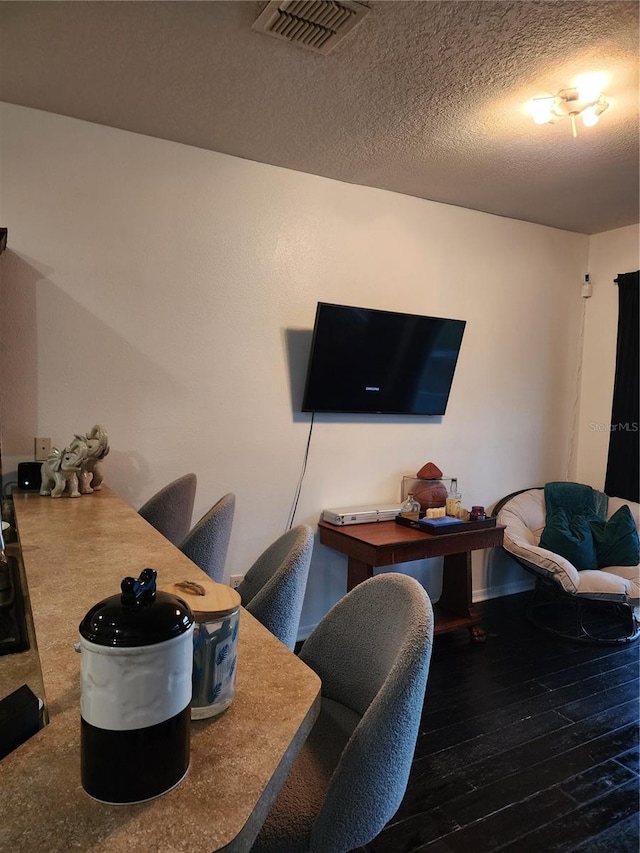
162, 577, 241, 620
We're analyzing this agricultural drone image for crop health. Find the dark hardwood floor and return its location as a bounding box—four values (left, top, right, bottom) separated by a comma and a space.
355, 592, 640, 853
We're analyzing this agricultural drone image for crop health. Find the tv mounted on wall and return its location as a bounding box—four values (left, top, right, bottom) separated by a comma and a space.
302, 302, 466, 416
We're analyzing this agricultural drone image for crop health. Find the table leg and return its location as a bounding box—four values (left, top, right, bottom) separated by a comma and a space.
438, 551, 485, 642
347, 558, 373, 592
469, 625, 487, 643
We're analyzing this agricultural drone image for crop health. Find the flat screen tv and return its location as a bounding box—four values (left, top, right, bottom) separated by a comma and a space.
302, 303, 466, 416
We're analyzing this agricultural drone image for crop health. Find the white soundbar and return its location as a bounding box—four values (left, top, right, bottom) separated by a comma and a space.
321, 503, 402, 526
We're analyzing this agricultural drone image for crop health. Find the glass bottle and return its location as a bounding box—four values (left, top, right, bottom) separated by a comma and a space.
446, 479, 462, 517
400, 493, 421, 520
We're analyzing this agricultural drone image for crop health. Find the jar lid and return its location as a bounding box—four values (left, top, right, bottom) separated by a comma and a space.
79, 568, 194, 647
161, 577, 241, 620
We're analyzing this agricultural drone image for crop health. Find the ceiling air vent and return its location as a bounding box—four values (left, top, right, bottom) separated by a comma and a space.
252, 1, 370, 55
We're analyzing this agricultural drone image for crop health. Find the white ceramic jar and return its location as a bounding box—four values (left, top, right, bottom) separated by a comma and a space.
79, 568, 194, 804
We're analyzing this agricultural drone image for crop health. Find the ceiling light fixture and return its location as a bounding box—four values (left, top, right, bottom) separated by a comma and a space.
530, 87, 609, 138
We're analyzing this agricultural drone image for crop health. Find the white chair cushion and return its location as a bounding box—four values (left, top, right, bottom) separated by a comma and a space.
497, 489, 640, 601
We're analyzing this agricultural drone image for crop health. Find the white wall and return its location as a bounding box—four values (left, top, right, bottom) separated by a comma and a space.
0, 103, 590, 635
576, 225, 639, 490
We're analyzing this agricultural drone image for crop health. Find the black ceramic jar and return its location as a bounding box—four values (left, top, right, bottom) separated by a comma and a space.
78, 568, 194, 804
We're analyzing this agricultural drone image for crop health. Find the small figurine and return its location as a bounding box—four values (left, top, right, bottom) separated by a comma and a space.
72, 424, 109, 494
40, 445, 87, 498
40, 424, 109, 498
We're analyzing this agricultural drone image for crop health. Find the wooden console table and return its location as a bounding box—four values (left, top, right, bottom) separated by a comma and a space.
318, 519, 505, 642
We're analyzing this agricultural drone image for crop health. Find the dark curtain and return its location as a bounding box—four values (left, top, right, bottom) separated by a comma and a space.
604, 270, 639, 502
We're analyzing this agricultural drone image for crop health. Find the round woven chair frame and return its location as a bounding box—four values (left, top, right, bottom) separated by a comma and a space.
527, 575, 640, 645
493, 489, 640, 646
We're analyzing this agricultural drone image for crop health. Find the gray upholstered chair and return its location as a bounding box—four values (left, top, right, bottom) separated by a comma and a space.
179, 492, 235, 582
138, 473, 197, 547
494, 487, 640, 644
250, 572, 434, 853
237, 525, 314, 650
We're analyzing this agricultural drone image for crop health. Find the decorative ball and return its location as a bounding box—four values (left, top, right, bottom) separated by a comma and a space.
413, 480, 448, 510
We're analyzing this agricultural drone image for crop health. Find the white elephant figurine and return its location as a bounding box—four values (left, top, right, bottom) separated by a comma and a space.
71, 424, 110, 494
40, 444, 88, 498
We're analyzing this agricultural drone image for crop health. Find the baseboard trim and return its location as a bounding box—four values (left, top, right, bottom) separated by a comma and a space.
297, 578, 535, 642
473, 577, 535, 603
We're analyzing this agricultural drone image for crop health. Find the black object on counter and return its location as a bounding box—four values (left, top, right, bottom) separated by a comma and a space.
17, 462, 42, 491
79, 568, 195, 804
0, 684, 40, 760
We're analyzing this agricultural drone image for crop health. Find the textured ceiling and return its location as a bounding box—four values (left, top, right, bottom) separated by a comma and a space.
1, 0, 638, 234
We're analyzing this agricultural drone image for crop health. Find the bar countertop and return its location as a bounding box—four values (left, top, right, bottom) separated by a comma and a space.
0, 487, 321, 853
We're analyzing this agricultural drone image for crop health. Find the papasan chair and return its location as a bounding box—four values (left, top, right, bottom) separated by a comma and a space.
493, 484, 640, 644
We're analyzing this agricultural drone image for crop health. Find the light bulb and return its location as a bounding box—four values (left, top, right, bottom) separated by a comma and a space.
582, 106, 600, 127
577, 84, 601, 105
531, 97, 555, 125
574, 72, 607, 105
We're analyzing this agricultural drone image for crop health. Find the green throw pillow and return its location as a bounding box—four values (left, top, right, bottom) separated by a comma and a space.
539, 508, 598, 570
590, 505, 640, 568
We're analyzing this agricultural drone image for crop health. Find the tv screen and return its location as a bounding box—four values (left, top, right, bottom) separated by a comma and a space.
302, 303, 466, 416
